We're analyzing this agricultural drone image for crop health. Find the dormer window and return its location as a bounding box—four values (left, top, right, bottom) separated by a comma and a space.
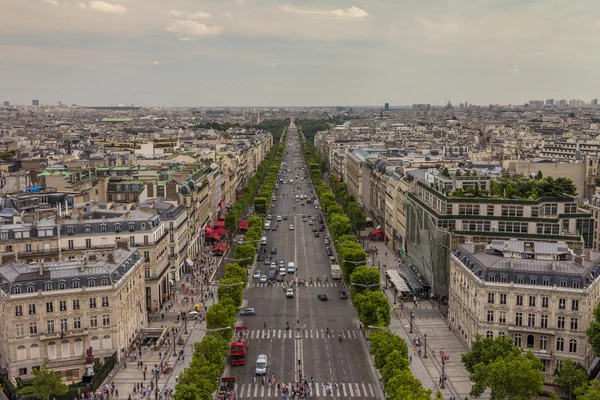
100, 224, 107, 233
13, 286, 21, 294
516, 275, 525, 284
500, 274, 508, 283
27, 284, 35, 293
44, 283, 52, 291
84, 225, 91, 234
559, 278, 568, 288
114, 224, 122, 233
67, 226, 74, 236
542, 277, 551, 286
529, 276, 537, 285
573, 280, 581, 289
72, 279, 80, 289
141, 223, 146, 230
487, 274, 496, 282
58, 281, 66, 290
128, 223, 135, 232
88, 279, 96, 287
100, 277, 109, 286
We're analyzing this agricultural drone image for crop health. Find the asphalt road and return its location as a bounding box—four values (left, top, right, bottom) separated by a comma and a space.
224, 126, 382, 398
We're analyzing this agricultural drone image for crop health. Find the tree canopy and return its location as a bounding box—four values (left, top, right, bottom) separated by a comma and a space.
22, 363, 68, 400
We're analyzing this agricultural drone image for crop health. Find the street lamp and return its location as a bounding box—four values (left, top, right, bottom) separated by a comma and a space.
409, 311, 414, 334
440, 357, 446, 389
423, 333, 428, 358
350, 283, 381, 289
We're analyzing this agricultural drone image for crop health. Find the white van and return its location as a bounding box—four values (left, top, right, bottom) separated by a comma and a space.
264, 221, 271, 230
287, 262, 295, 274
260, 237, 267, 246
256, 354, 268, 375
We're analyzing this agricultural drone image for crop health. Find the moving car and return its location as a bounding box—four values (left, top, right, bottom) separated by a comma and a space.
276, 274, 285, 282
257, 254, 264, 262
283, 215, 288, 221
287, 262, 295, 274
319, 225, 325, 231
279, 260, 285, 268
314, 232, 320, 237
255, 355, 268, 375
264, 257, 271, 265
271, 247, 277, 254
240, 308, 256, 316
268, 270, 277, 281
253, 271, 261, 279
188, 311, 200, 320
308, 220, 313, 225
317, 294, 328, 301
277, 215, 282, 221
289, 224, 294, 230
260, 275, 268, 283
339, 291, 348, 299
286, 288, 294, 298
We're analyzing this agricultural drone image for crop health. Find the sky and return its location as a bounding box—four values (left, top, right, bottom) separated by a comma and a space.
1, 0, 599, 107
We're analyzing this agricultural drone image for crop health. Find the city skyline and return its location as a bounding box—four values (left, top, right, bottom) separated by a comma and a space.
1, 0, 600, 106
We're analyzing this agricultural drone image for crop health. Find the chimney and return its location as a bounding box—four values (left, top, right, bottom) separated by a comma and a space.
116, 239, 129, 250
106, 251, 115, 263
552, 259, 558, 271
573, 256, 584, 266
509, 255, 515, 269
39, 261, 44, 276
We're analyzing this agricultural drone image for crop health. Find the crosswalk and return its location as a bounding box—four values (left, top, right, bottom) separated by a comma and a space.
235, 382, 377, 398
245, 329, 361, 340
249, 281, 341, 288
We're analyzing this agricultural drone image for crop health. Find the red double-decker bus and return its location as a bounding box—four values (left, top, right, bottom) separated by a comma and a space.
230, 326, 248, 366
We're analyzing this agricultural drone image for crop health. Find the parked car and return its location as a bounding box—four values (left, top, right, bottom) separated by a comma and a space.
241, 308, 256, 316
253, 271, 261, 279
314, 232, 320, 237
317, 294, 328, 301
339, 291, 348, 299
271, 247, 277, 254
264, 257, 272, 265
319, 225, 325, 231
260, 275, 268, 283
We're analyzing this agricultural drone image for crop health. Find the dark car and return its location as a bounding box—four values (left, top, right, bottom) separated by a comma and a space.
317, 294, 328, 301
326, 247, 333, 256
276, 274, 285, 282
329, 256, 336, 264
268, 270, 277, 281
271, 247, 277, 254
339, 291, 348, 299
319, 225, 325, 231
314, 232, 320, 237
257, 254, 264, 262
264, 257, 272, 265
312, 227, 318, 233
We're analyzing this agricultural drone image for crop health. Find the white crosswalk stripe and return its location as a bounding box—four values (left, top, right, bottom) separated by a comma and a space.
235, 382, 376, 398
246, 328, 361, 340
248, 281, 342, 288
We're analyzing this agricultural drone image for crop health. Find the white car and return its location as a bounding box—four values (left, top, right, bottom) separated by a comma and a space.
289, 224, 294, 230
286, 288, 294, 298
260, 275, 268, 283
266, 215, 272, 220
253, 271, 261, 279
277, 215, 282, 221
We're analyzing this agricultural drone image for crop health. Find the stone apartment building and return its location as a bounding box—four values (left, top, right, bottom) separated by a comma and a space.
0, 246, 145, 381
449, 240, 600, 374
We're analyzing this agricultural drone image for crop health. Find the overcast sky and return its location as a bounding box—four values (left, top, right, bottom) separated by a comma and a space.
1, 0, 599, 107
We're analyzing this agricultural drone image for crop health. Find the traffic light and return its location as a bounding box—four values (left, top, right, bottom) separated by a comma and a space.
398, 249, 404, 255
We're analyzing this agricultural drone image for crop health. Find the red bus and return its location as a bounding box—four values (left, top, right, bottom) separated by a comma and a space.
230, 326, 248, 366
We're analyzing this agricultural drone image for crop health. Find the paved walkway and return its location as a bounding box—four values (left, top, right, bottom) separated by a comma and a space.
101, 252, 222, 400
361, 235, 489, 399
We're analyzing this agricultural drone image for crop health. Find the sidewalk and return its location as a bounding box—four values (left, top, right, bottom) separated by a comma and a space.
102, 253, 221, 400
361, 234, 488, 399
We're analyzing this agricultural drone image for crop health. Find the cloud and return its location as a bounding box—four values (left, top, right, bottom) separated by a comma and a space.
281, 5, 368, 19
533, 51, 545, 56
78, 1, 126, 14
233, 0, 246, 5
41, 0, 59, 6
178, 37, 191, 41
163, 10, 184, 17
225, 13, 233, 18
189, 11, 212, 19
268, 60, 279, 68
166, 20, 223, 36
152, 61, 160, 65
509, 67, 519, 73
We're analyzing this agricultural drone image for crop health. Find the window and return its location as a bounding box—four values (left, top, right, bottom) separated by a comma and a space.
542, 203, 558, 216
15, 305, 22, 316
86, 239, 91, 249
571, 317, 579, 331
144, 252, 150, 262
60, 318, 68, 332
565, 203, 578, 213
58, 282, 66, 290
46, 302, 53, 312
542, 277, 551, 286
464, 220, 491, 232
145, 268, 151, 279
72, 279, 80, 289
88, 279, 95, 287
516, 295, 523, 306
47, 320, 55, 334
556, 337, 565, 352
73, 317, 81, 330
488, 274, 496, 282
67, 226, 74, 235
486, 331, 493, 338
29, 322, 37, 335
540, 335, 547, 351
529, 276, 537, 285
541, 296, 549, 308
102, 296, 109, 307
514, 333, 522, 347
102, 314, 110, 326
502, 205, 523, 217
487, 310, 494, 323
559, 298, 566, 309
27, 285, 35, 293
498, 311, 506, 324
487, 205, 495, 216
569, 339, 578, 353
68, 239, 74, 250
130, 236, 135, 247
529, 296, 536, 307
527, 334, 535, 349
100, 277, 109, 286
18, 368, 27, 376
498, 222, 529, 233
100, 225, 107, 233
559, 279, 568, 288
28, 304, 36, 315
516, 275, 525, 284
25, 243, 32, 252
572, 300, 579, 311
16, 323, 24, 337
557, 316, 565, 329
72, 299, 80, 310
129, 223, 135, 232
541, 314, 549, 329
44, 283, 52, 291
115, 224, 122, 233
170, 233, 175, 242
488, 293, 495, 304
515, 312, 523, 326
500, 293, 507, 304
89, 298, 96, 308
498, 332, 506, 337
536, 223, 560, 235
528, 313, 536, 328
84, 225, 91, 234
144, 236, 149, 245
573, 280, 581, 289
13, 286, 21, 294
0, 232, 7, 240
500, 274, 508, 283
5, 245, 12, 252
90, 315, 98, 328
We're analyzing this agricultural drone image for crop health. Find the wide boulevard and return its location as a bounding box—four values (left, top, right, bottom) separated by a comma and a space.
224, 122, 382, 398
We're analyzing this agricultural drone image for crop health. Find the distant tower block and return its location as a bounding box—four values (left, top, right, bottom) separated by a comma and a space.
384, 103, 390, 111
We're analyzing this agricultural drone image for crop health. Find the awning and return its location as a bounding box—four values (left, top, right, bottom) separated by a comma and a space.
238, 221, 249, 230
214, 221, 225, 228
211, 233, 222, 241
387, 270, 411, 293
213, 241, 228, 252
370, 229, 385, 236
204, 226, 213, 233
218, 215, 225, 221
213, 229, 227, 235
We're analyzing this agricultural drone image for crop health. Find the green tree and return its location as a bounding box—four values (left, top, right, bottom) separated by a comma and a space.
354, 291, 390, 327
217, 277, 243, 308
326, 204, 344, 217
349, 266, 380, 297
555, 359, 589, 400
234, 243, 255, 268
576, 379, 600, 400
224, 211, 239, 234
254, 197, 268, 215
462, 334, 517, 373
225, 263, 247, 285
469, 352, 543, 399
442, 167, 450, 178
22, 363, 68, 400
329, 213, 352, 239
173, 382, 203, 400
369, 330, 409, 369
380, 350, 409, 384
206, 302, 236, 340
536, 170, 543, 180
586, 304, 600, 357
